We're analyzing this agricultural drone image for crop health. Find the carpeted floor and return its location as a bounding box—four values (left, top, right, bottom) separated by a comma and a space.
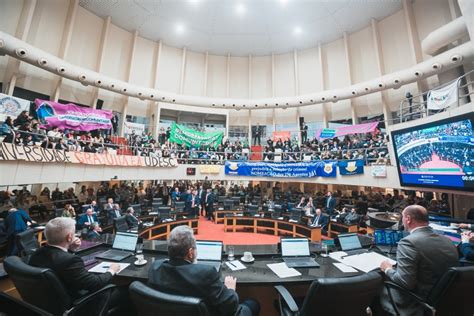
194, 216, 280, 245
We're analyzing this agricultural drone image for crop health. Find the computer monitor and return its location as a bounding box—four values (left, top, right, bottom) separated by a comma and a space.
112, 232, 139, 252
195, 240, 223, 261
338, 233, 362, 251
281, 238, 310, 257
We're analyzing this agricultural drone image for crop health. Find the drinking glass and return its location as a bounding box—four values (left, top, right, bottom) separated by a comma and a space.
227, 246, 235, 261
321, 244, 329, 257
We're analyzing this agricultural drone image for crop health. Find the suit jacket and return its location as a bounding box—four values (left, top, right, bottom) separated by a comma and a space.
125, 214, 139, 228
108, 208, 122, 220
383, 226, 458, 315
29, 245, 113, 299
311, 213, 329, 229
85, 230, 101, 241
77, 214, 98, 228
460, 242, 474, 261
5, 209, 32, 237
205, 193, 215, 210
148, 258, 248, 316
326, 197, 336, 214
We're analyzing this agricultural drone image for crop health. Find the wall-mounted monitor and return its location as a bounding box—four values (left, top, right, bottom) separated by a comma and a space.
391, 112, 474, 192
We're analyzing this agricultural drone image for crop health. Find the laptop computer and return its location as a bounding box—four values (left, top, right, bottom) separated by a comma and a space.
196, 240, 223, 272
95, 232, 138, 261
338, 233, 369, 256
281, 238, 320, 268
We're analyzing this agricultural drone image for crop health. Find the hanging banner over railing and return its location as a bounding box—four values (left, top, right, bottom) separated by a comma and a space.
338, 160, 364, 175
169, 122, 224, 149
315, 122, 379, 139
0, 93, 31, 122
124, 121, 145, 135
35, 99, 113, 132
427, 80, 458, 110
225, 161, 339, 178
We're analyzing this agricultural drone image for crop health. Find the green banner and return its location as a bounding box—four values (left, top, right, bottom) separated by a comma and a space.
169, 123, 224, 149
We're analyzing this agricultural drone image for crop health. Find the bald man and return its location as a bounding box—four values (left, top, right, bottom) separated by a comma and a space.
379, 205, 458, 315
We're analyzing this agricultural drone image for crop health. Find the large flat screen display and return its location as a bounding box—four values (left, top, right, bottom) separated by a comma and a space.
391, 112, 474, 191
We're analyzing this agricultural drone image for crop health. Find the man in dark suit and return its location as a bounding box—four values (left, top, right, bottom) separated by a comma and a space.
148, 226, 260, 316
125, 207, 140, 229
85, 222, 102, 241
205, 188, 215, 220
29, 217, 119, 299
198, 185, 206, 216
77, 208, 98, 229
107, 203, 122, 224
325, 191, 336, 215
5, 208, 36, 256
309, 208, 329, 235
460, 231, 474, 260
379, 205, 458, 315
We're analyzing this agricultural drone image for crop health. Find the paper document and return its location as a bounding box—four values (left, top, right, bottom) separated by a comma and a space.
88, 262, 130, 274
226, 260, 246, 271
267, 262, 301, 278
329, 251, 347, 261
340, 252, 396, 273
429, 223, 458, 234
333, 263, 358, 273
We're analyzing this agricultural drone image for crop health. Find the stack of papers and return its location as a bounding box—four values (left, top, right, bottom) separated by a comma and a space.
339, 252, 396, 273
267, 263, 301, 278
225, 260, 246, 271
333, 263, 358, 273
88, 262, 130, 274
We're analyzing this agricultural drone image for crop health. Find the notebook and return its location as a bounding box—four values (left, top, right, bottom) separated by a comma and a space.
95, 232, 138, 261
196, 240, 223, 272
281, 238, 319, 268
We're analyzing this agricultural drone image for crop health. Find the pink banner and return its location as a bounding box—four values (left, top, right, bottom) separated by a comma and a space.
35, 99, 112, 132
315, 122, 379, 139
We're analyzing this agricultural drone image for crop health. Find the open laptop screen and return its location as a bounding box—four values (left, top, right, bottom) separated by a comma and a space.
338, 234, 362, 251
281, 238, 310, 257
196, 241, 223, 261
112, 232, 138, 251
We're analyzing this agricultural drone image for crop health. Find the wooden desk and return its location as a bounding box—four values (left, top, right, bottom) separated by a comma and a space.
328, 222, 358, 238
139, 218, 199, 240
213, 210, 243, 224
224, 216, 321, 242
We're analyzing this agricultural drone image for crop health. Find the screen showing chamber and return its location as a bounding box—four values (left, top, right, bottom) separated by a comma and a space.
391, 113, 474, 191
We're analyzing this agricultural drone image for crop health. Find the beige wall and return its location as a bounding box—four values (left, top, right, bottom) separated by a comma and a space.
0, 0, 460, 121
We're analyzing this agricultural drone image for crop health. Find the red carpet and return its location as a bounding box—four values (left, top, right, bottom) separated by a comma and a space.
194, 216, 280, 245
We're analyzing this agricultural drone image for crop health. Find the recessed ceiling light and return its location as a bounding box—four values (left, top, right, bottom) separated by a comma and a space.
176, 23, 185, 34
236, 3, 246, 15
279, 0, 289, 5
188, 0, 200, 5
293, 26, 302, 35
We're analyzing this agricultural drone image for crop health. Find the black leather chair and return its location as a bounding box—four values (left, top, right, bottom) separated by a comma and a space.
15, 229, 40, 259
385, 266, 474, 316
224, 200, 234, 211
158, 206, 172, 221
113, 216, 129, 233
0, 292, 52, 316
174, 201, 185, 212
153, 198, 163, 205
129, 281, 210, 316
275, 270, 383, 316
4, 256, 117, 316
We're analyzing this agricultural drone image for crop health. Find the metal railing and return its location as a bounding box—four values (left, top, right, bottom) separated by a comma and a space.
399, 70, 473, 123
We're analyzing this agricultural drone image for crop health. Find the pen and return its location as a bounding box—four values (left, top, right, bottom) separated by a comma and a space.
229, 262, 237, 268
103, 266, 110, 268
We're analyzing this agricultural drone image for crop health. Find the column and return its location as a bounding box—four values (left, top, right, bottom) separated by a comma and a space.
91, 16, 111, 108
203, 51, 209, 96
120, 30, 139, 137
226, 53, 230, 97
2, 0, 37, 95
318, 43, 329, 128
248, 110, 252, 147
179, 47, 187, 94
343, 32, 358, 125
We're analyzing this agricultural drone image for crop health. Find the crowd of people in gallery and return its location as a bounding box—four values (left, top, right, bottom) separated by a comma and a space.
1, 110, 390, 164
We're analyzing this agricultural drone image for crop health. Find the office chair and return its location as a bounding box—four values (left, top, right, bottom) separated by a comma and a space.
15, 229, 40, 260
224, 200, 234, 211
385, 266, 474, 316
129, 281, 210, 316
275, 270, 382, 316
0, 292, 52, 316
113, 216, 129, 232
174, 201, 185, 212
4, 256, 117, 316
246, 204, 259, 217
158, 206, 172, 221
153, 198, 163, 205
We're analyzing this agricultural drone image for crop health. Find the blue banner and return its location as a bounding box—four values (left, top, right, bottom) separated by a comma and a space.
316, 161, 337, 177
225, 161, 319, 178
338, 160, 364, 175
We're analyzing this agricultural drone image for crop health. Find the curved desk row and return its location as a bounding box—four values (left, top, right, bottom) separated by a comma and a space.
138, 218, 199, 240
224, 216, 321, 242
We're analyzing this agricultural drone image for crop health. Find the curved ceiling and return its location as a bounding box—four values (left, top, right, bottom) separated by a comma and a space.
78, 0, 402, 56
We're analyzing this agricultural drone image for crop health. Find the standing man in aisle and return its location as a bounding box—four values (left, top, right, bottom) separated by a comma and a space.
205, 188, 215, 220
148, 226, 260, 316
253, 123, 262, 146
325, 191, 336, 216
379, 205, 458, 315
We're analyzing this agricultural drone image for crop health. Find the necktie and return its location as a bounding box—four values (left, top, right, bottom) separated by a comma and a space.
88, 216, 93, 223
115, 210, 120, 217
314, 216, 320, 226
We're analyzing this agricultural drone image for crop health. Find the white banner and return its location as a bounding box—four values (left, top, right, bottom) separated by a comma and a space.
371, 165, 387, 178
427, 81, 458, 110
0, 93, 31, 122
124, 121, 145, 135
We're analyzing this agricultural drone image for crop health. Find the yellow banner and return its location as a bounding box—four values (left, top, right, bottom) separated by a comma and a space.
199, 165, 222, 174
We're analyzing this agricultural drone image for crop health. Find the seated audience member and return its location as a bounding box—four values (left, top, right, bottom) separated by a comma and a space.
296, 197, 306, 209
108, 203, 122, 221
104, 198, 114, 213
309, 208, 329, 234
125, 207, 140, 229
303, 197, 315, 216
148, 226, 260, 316
62, 204, 76, 219
460, 231, 474, 261
379, 205, 458, 315
85, 222, 102, 241
29, 218, 119, 299
343, 207, 361, 225
77, 208, 98, 229
5, 208, 36, 256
